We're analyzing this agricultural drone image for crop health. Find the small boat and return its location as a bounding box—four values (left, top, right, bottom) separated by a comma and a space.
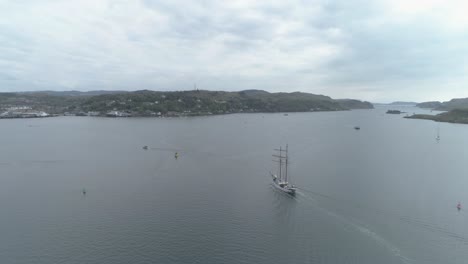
270, 145, 296, 195
457, 202, 461, 211
82, 188, 87, 195
354, 126, 360, 130
143, 146, 148, 150
283, 113, 289, 116
175, 152, 179, 159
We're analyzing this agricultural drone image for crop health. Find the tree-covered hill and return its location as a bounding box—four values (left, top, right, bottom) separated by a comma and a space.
0, 90, 373, 117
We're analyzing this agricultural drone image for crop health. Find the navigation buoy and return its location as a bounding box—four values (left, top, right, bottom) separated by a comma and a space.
457, 202, 461, 211
82, 188, 87, 195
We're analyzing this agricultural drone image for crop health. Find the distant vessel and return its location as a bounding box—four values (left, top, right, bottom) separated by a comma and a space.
175, 152, 179, 159
457, 202, 461, 211
143, 145, 148, 150
354, 126, 360, 130
284, 113, 289, 116
436, 125, 440, 141
82, 188, 86, 195
270, 145, 296, 195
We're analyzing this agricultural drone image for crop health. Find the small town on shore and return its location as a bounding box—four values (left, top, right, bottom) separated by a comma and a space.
1, 90, 468, 124
0, 107, 147, 118
0, 90, 374, 119
0, 106, 50, 119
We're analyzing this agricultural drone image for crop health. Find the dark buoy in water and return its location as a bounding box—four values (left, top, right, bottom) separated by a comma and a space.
457, 202, 461, 211
143, 145, 148, 150
175, 152, 179, 159
354, 126, 360, 130
82, 188, 87, 195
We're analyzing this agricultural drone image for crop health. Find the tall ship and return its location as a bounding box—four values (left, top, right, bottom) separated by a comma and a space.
270, 145, 296, 195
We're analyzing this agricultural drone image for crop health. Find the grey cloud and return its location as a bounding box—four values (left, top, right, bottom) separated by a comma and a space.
0, 0, 466, 101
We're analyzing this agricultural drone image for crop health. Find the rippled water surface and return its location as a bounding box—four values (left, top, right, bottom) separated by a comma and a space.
1, 106, 467, 264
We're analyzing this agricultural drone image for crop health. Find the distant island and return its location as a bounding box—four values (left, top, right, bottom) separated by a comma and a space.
373, 101, 418, 106
417, 98, 468, 111
386, 110, 405, 114
406, 97, 468, 124
0, 90, 373, 118
406, 109, 468, 124
416, 101, 443, 109
389, 101, 418, 106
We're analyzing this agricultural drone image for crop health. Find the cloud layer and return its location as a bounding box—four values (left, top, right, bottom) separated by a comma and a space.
0, 0, 467, 101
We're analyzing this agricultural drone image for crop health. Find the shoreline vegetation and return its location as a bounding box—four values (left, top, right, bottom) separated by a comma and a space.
407, 97, 468, 124
0, 90, 373, 119
406, 109, 468, 124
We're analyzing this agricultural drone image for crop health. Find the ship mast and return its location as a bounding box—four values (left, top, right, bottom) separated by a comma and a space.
273, 146, 287, 183
279, 146, 282, 182
285, 144, 288, 183
271, 144, 296, 194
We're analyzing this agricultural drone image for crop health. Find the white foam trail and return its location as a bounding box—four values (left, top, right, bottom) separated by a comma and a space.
353, 224, 412, 264
297, 192, 413, 264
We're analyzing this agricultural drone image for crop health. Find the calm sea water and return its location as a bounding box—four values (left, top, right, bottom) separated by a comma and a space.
1, 106, 467, 264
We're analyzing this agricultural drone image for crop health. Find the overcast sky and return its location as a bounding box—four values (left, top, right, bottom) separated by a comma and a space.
0, 0, 467, 102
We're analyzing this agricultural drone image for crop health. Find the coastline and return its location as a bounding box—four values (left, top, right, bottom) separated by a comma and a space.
0, 108, 372, 120
405, 109, 468, 124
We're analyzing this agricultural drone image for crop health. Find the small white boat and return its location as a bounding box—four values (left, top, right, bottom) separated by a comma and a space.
270, 145, 296, 195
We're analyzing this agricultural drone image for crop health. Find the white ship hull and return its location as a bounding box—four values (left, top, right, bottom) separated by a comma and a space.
272, 177, 296, 195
